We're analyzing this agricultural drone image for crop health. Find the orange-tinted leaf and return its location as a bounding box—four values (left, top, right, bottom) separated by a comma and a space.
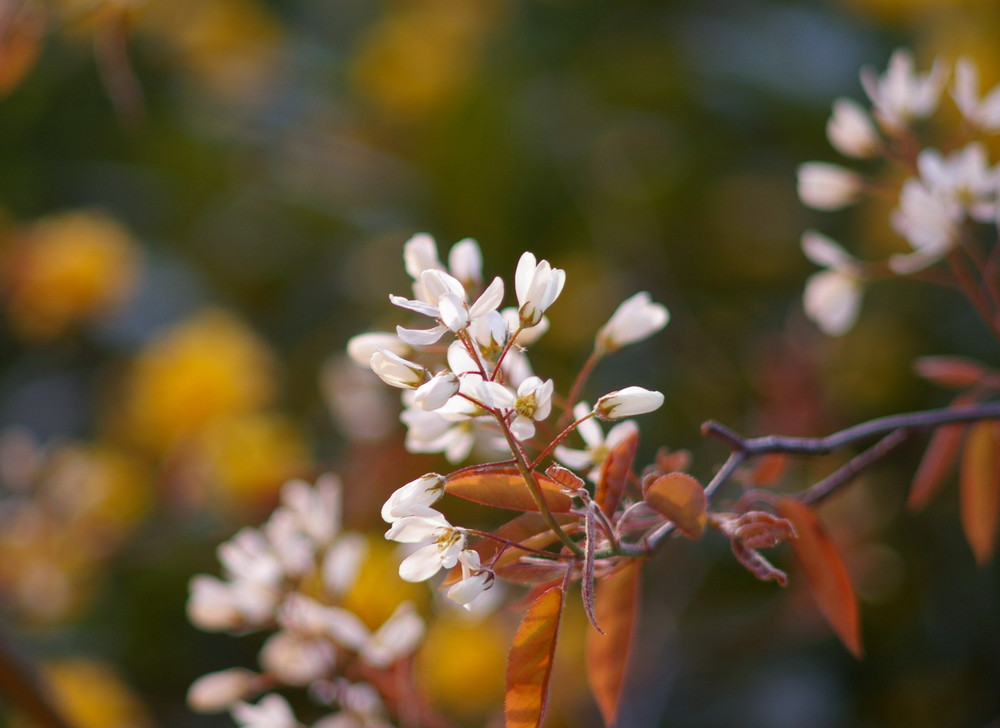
751, 453, 788, 487
908, 423, 964, 511
0, 8, 44, 96
653, 447, 691, 479
586, 561, 641, 728
644, 473, 707, 539
495, 561, 571, 585
545, 463, 586, 492
446, 468, 572, 513
960, 421, 1000, 564
506, 586, 565, 728
913, 356, 989, 389
775, 498, 862, 658
596, 430, 638, 515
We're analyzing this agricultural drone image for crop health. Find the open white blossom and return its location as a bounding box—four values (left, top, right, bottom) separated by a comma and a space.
346, 333, 410, 369
916, 143, 999, 222
385, 510, 466, 582
801, 231, 864, 336
515, 251, 566, 326
860, 48, 947, 132
952, 57, 1000, 133
360, 602, 425, 668
555, 403, 638, 481
890, 178, 961, 270
596, 291, 670, 352
231, 694, 301, 728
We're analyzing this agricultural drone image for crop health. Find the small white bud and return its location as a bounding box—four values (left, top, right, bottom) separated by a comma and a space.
381, 473, 446, 522
369, 348, 427, 389
596, 291, 670, 352
595, 386, 664, 420
188, 669, 257, 713
797, 162, 863, 210
826, 98, 880, 158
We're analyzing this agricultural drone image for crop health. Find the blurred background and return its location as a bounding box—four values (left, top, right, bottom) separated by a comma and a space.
0, 0, 998, 726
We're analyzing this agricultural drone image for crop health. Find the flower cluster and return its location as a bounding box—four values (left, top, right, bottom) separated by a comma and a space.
798, 50, 1000, 335
187, 475, 423, 728
349, 234, 668, 606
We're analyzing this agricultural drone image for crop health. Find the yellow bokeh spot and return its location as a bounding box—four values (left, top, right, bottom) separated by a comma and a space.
135, 0, 285, 103
121, 309, 276, 456
351, 0, 510, 121
12, 659, 152, 728
342, 539, 427, 629
1, 210, 139, 341
417, 613, 507, 723
198, 412, 310, 515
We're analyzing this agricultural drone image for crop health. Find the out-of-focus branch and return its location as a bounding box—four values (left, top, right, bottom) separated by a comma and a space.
0, 622, 74, 728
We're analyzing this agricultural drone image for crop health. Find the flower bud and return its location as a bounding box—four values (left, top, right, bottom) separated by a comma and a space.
826, 98, 879, 158
369, 348, 427, 389
797, 162, 863, 210
595, 386, 664, 420
413, 370, 460, 410
596, 292, 670, 352
188, 669, 257, 713
381, 473, 446, 522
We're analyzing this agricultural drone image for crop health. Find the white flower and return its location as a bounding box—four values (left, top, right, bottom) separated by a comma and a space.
446, 550, 495, 610
413, 370, 459, 411
475, 376, 553, 440
801, 231, 864, 336
826, 98, 880, 158
797, 162, 864, 210
188, 668, 257, 713
381, 473, 446, 522
279, 474, 343, 546
400, 406, 477, 463
596, 292, 670, 352
861, 48, 947, 132
916, 143, 999, 222
369, 348, 427, 389
346, 333, 409, 368
219, 529, 284, 586
263, 508, 316, 578
360, 602, 425, 667
515, 251, 566, 326
595, 386, 664, 420
501, 307, 549, 345
322, 533, 367, 596
259, 630, 336, 686
890, 178, 960, 267
231, 694, 301, 728
187, 575, 243, 631
555, 403, 638, 481
952, 57, 1000, 133
385, 510, 466, 582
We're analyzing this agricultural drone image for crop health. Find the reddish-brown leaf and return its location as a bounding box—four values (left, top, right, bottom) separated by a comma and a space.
506, 586, 565, 728
596, 430, 638, 515
913, 356, 990, 389
644, 473, 707, 539
960, 421, 1000, 564
0, 9, 44, 97
908, 423, 965, 511
751, 453, 788, 487
446, 468, 572, 513
545, 463, 586, 493
775, 498, 862, 658
586, 561, 641, 728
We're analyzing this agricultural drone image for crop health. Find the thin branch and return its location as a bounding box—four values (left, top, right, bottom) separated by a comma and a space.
799, 428, 913, 505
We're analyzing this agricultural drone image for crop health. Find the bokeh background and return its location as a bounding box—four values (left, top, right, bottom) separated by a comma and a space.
0, 0, 998, 726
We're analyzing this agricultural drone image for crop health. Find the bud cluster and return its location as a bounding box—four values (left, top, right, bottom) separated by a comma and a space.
186, 475, 422, 728
798, 50, 1000, 335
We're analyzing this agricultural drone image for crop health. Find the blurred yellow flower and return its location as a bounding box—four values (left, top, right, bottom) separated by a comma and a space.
135, 0, 285, 103
198, 412, 310, 515
0, 438, 150, 626
11, 659, 152, 728
120, 309, 276, 456
342, 539, 427, 629
352, 0, 510, 121
0, 210, 139, 341
417, 613, 506, 722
